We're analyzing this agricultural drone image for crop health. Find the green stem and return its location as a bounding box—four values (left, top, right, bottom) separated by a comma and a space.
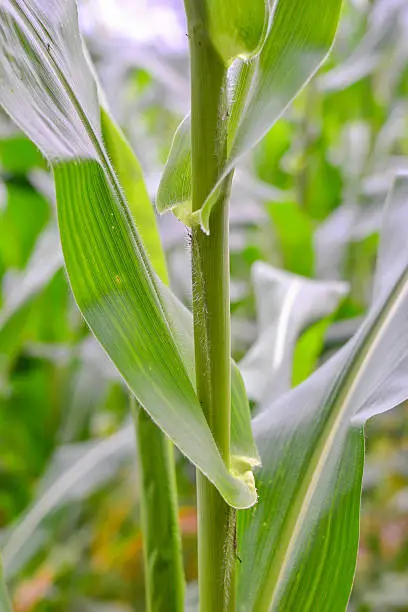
193, 186, 236, 612
131, 399, 185, 612
184, 3, 236, 609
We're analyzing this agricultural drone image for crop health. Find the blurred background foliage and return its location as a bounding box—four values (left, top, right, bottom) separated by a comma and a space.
0, 0, 408, 610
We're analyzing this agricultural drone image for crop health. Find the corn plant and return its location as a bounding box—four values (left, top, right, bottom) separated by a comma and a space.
0, 1, 407, 611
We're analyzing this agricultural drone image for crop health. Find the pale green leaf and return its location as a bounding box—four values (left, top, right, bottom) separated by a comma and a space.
237, 174, 408, 610
0, 0, 256, 509
158, 0, 343, 232
231, 0, 343, 160
0, 225, 63, 329
0, 225, 62, 378
2, 426, 135, 579
240, 261, 348, 405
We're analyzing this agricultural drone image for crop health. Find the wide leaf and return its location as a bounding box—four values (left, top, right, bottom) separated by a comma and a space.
240, 261, 348, 405
0, 0, 256, 508
237, 174, 408, 610
99, 107, 168, 284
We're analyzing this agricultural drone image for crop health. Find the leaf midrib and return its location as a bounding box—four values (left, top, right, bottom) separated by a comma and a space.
9, 1, 140, 248
260, 266, 408, 611
8, 0, 187, 368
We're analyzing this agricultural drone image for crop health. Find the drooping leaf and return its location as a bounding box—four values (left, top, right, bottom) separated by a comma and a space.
0, 0, 256, 509
158, 0, 343, 232
0, 224, 63, 378
0, 225, 63, 329
240, 261, 348, 405
237, 174, 408, 611
230, 361, 259, 465
65, 318, 259, 485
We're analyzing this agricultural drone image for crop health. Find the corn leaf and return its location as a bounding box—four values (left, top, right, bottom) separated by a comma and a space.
0, 0, 256, 509
100, 107, 168, 284
157, 0, 343, 232
240, 261, 348, 405
101, 107, 186, 610
230, 0, 343, 162
2, 426, 135, 579
237, 174, 408, 611
0, 225, 63, 329
0, 224, 62, 378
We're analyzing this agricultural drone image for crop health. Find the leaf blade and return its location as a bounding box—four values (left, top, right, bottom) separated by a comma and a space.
238, 174, 408, 609
0, 0, 256, 509
240, 261, 348, 405
157, 0, 343, 232
100, 107, 168, 284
